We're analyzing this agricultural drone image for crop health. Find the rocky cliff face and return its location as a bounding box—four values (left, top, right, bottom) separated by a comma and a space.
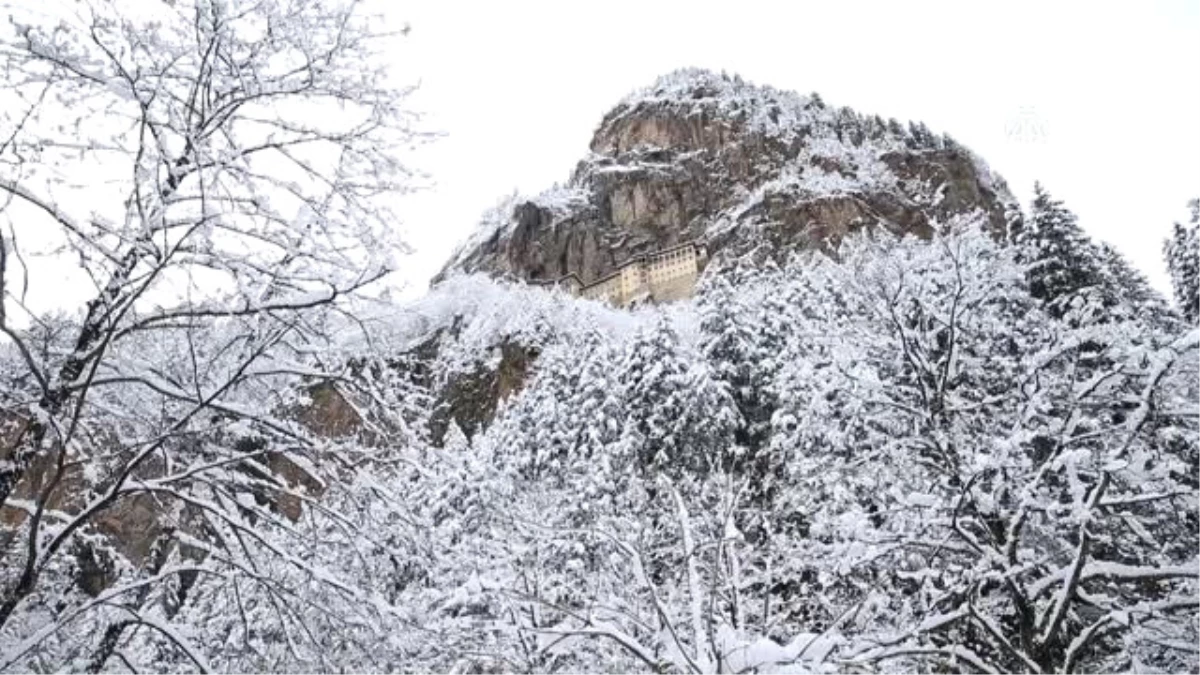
436, 69, 1017, 286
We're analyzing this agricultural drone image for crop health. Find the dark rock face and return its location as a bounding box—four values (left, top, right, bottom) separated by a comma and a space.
428, 340, 538, 447
437, 69, 1016, 287
298, 381, 364, 439
880, 149, 1011, 231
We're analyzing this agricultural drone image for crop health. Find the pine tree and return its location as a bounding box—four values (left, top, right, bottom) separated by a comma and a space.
1016, 183, 1104, 314
1003, 202, 1026, 245
869, 114, 886, 139
488, 341, 581, 480
619, 318, 738, 476
697, 270, 781, 467
566, 335, 623, 457
1164, 199, 1199, 323
906, 121, 935, 148
1096, 242, 1172, 324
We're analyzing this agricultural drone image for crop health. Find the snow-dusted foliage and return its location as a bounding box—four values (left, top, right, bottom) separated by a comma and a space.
764, 224, 1197, 673
2, 207, 1195, 671
1016, 184, 1180, 333
0, 0, 422, 670
1016, 183, 1106, 312
1164, 199, 1200, 324
345, 220, 1194, 674
0, 10, 1194, 669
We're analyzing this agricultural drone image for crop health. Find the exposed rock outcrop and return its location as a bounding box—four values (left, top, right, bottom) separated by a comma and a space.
436, 68, 1016, 288
428, 340, 538, 447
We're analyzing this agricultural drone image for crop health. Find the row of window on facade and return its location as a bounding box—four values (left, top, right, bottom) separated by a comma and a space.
540, 241, 707, 305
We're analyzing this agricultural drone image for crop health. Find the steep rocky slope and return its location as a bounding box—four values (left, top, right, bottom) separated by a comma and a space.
436, 68, 1017, 286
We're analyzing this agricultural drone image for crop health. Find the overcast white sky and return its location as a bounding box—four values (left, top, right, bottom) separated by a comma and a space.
387, 0, 1200, 296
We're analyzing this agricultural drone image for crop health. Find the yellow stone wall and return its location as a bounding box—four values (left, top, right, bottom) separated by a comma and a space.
644, 246, 701, 303
555, 243, 704, 307
581, 273, 623, 303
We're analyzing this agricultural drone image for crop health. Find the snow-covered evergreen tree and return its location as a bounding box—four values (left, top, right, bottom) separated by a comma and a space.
1164, 199, 1200, 323
1017, 183, 1105, 315
697, 268, 781, 463
619, 318, 740, 476
1096, 241, 1173, 325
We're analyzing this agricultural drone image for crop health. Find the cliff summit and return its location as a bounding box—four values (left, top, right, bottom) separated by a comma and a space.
437, 68, 1017, 296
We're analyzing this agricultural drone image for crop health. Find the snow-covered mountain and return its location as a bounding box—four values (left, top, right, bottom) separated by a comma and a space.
437, 68, 1016, 287
2, 66, 1196, 674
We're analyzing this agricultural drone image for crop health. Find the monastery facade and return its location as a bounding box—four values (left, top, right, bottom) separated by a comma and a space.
532, 241, 707, 307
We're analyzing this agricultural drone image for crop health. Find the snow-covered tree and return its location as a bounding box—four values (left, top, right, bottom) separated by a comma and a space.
1095, 242, 1173, 325
0, 0, 420, 668
767, 222, 1198, 673
1164, 199, 1200, 323
619, 318, 740, 477
1017, 183, 1104, 315
697, 268, 783, 463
